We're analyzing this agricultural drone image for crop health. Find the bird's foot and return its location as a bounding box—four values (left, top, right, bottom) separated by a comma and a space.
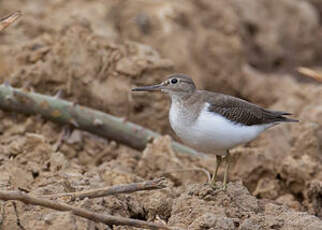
209, 181, 228, 191
210, 181, 223, 191
210, 181, 217, 190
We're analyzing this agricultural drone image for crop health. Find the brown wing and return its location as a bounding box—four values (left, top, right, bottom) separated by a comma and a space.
205, 92, 298, 126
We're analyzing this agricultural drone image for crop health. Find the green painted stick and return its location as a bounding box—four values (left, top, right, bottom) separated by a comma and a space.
0, 85, 204, 158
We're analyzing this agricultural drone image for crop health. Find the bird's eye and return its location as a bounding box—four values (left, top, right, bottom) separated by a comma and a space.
171, 78, 178, 84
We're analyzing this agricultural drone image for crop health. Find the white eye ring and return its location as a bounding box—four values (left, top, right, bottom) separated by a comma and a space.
171, 78, 178, 84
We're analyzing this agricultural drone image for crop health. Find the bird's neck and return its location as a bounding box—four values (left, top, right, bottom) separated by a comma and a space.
169, 91, 203, 122
169, 91, 194, 104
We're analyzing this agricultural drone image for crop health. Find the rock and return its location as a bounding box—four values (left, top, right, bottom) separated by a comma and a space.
168, 182, 322, 229
276, 194, 302, 211
304, 180, 322, 218
189, 213, 235, 230
264, 202, 322, 230
135, 136, 211, 185
142, 189, 173, 221
42, 212, 86, 230
169, 182, 259, 226
49, 151, 69, 172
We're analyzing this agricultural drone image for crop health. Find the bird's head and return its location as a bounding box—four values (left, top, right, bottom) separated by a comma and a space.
132, 74, 196, 97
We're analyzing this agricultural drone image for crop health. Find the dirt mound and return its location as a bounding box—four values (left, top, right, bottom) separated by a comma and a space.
2, 132, 321, 229
170, 182, 322, 230
231, 0, 321, 71
112, 0, 322, 99
113, 0, 246, 97
0, 0, 321, 229
3, 19, 174, 134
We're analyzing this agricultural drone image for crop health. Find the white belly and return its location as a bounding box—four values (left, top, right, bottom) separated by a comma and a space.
169, 103, 272, 154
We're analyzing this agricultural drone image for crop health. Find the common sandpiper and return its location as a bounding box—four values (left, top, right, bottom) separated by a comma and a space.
132, 74, 298, 190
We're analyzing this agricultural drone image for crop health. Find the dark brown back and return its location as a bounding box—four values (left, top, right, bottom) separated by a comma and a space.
204, 91, 298, 126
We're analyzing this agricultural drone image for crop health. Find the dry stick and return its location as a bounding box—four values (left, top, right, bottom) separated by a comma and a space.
297, 67, 322, 82
0, 190, 179, 230
0, 84, 205, 158
0, 11, 21, 32
162, 168, 211, 183
42, 177, 167, 200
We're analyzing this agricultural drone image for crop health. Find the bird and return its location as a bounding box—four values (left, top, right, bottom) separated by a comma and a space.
132, 73, 298, 190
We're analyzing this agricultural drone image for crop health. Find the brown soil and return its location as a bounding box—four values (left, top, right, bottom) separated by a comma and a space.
0, 0, 321, 229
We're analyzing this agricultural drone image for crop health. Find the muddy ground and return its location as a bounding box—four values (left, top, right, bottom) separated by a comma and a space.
0, 0, 321, 229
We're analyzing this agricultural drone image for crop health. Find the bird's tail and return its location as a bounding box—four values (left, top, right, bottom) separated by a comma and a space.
282, 117, 299, 123
266, 110, 299, 123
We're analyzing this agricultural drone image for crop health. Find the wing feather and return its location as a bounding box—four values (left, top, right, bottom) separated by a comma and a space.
204, 92, 298, 125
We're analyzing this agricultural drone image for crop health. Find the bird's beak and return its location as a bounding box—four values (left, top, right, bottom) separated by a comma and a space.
132, 83, 163, 92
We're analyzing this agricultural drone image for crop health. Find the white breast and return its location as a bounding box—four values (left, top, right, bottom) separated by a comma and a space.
170, 102, 272, 154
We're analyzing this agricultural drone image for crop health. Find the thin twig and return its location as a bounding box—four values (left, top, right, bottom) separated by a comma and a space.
42, 178, 167, 200
12, 201, 26, 230
0, 84, 205, 158
297, 67, 322, 82
0, 190, 180, 230
162, 168, 211, 183
52, 126, 71, 152
0, 11, 21, 32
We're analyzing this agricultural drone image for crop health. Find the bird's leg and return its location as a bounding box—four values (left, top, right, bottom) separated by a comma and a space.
211, 155, 222, 187
223, 150, 231, 191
